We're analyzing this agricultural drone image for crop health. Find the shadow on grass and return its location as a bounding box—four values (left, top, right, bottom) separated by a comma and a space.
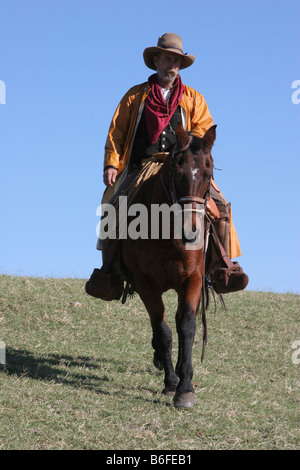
1, 347, 166, 405
2, 347, 124, 394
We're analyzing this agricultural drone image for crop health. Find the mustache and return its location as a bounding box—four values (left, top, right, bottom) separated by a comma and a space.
166, 68, 177, 75
162, 69, 177, 79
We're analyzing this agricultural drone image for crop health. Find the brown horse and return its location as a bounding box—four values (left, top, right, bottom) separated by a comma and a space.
121, 124, 216, 408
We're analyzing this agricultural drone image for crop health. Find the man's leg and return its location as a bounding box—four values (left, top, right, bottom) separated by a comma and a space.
208, 184, 248, 293
210, 185, 231, 255
209, 185, 231, 274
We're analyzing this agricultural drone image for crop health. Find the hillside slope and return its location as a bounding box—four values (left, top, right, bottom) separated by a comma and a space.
0, 275, 299, 450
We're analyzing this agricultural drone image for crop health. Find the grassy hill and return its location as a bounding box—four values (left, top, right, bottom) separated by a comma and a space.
0, 275, 299, 450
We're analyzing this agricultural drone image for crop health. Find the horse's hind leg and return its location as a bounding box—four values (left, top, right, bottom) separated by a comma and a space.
151, 317, 179, 395
139, 289, 178, 395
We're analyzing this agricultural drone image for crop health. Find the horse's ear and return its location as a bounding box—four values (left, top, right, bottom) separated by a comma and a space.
203, 125, 217, 149
175, 124, 189, 147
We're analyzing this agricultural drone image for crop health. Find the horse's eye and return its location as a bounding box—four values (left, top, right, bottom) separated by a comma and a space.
176, 155, 184, 166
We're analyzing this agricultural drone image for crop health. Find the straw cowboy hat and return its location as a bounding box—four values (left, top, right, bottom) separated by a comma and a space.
143, 33, 195, 71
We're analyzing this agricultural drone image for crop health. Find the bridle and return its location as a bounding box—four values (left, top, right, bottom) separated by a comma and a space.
160, 136, 212, 208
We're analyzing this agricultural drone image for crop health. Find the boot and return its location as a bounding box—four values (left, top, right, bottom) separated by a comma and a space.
85, 239, 124, 301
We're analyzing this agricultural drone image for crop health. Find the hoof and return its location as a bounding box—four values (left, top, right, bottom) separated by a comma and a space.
173, 391, 196, 408
162, 389, 175, 397
162, 383, 178, 396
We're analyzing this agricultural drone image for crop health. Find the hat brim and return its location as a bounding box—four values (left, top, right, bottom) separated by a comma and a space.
143, 46, 195, 71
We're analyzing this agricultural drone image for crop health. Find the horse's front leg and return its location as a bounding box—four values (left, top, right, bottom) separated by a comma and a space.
138, 287, 179, 395
174, 277, 201, 408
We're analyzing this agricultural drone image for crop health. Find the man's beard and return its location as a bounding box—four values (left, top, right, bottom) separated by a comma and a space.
157, 68, 178, 85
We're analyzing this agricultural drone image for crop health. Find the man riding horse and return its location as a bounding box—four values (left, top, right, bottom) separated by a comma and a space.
86, 33, 248, 300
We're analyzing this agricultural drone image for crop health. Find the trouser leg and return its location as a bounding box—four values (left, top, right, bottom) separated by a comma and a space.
207, 185, 249, 293
209, 185, 231, 272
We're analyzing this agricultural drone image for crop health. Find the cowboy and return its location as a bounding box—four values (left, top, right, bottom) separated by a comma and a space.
86, 33, 247, 300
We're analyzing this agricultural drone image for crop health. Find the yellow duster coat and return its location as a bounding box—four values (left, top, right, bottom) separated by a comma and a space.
104, 81, 213, 173
103, 81, 241, 258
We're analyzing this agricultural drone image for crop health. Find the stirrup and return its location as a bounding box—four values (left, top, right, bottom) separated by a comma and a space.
210, 263, 249, 294
209, 224, 249, 294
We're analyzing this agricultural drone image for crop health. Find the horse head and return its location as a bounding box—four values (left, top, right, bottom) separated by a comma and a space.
171, 124, 216, 204
166, 124, 216, 247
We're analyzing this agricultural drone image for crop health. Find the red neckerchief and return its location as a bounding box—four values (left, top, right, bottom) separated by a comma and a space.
144, 73, 185, 144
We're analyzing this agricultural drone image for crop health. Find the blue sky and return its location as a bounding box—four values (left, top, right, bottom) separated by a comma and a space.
0, 0, 299, 293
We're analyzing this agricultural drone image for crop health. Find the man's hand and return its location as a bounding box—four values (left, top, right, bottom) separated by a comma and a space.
103, 167, 117, 187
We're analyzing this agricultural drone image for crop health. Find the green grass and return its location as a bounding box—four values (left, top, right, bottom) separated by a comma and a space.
0, 275, 299, 450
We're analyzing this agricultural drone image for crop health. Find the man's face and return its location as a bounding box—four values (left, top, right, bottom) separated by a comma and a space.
154, 51, 181, 85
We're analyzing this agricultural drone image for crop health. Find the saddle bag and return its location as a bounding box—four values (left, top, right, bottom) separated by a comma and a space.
209, 225, 249, 294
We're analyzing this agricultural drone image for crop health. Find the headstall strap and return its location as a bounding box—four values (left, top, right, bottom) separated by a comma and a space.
173, 135, 193, 156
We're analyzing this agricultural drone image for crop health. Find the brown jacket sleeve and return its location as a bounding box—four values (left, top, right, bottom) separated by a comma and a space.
104, 83, 149, 173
